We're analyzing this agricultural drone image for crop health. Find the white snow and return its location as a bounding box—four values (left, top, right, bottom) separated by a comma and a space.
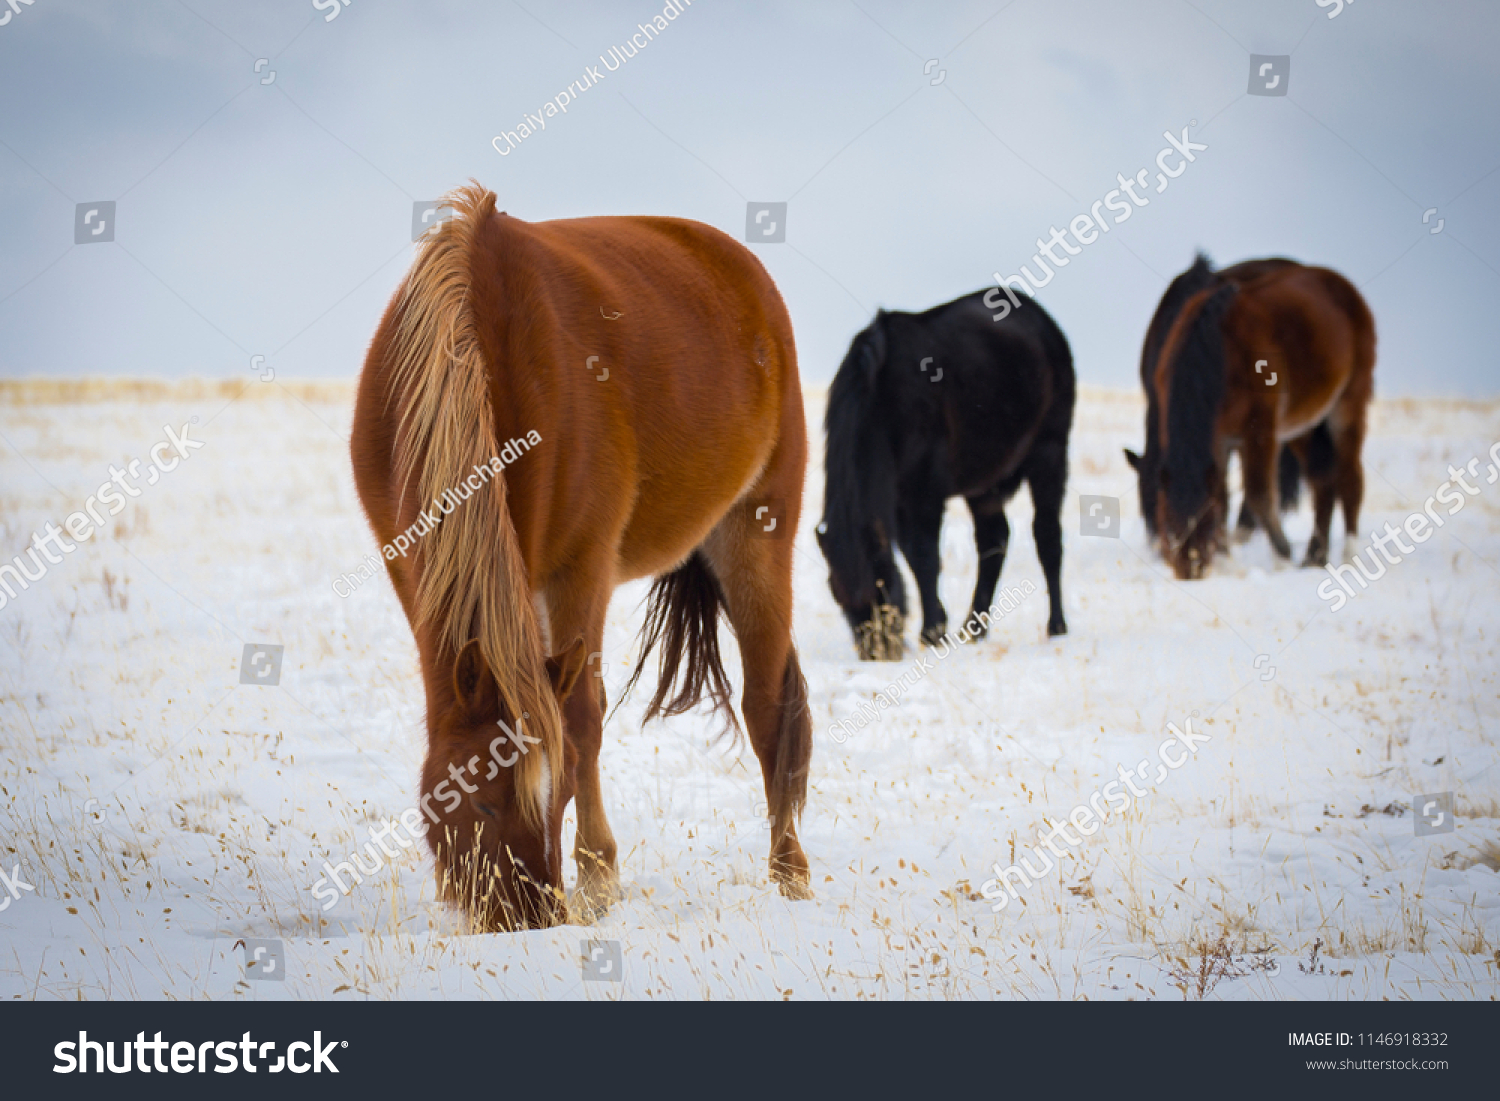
1, 379, 1496, 1000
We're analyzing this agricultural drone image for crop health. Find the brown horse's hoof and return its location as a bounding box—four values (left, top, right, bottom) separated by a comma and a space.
770, 847, 812, 900
572, 857, 620, 922
774, 873, 814, 901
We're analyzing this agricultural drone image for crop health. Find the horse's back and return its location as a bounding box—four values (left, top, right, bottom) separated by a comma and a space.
888, 291, 1072, 493
471, 211, 801, 582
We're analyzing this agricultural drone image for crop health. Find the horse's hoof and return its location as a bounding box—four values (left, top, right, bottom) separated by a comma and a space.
774, 874, 813, 901
919, 624, 949, 647
1047, 618, 1068, 637
572, 859, 619, 921
1302, 548, 1328, 568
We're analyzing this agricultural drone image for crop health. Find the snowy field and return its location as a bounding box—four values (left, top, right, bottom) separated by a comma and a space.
0, 378, 1496, 1001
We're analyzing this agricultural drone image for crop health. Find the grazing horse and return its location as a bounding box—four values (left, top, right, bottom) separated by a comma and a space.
351, 184, 814, 930
1126, 254, 1303, 540
1149, 261, 1375, 579
815, 290, 1074, 660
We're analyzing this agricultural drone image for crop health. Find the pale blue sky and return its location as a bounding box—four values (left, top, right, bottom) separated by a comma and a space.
1, 0, 1497, 394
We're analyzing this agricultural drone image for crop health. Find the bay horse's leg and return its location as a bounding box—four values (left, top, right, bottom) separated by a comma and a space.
700, 506, 812, 899
963, 481, 1017, 638
1292, 422, 1338, 567
1241, 413, 1293, 559
541, 579, 618, 915
1329, 402, 1368, 564
896, 496, 949, 646
1232, 446, 1257, 542
1024, 439, 1069, 636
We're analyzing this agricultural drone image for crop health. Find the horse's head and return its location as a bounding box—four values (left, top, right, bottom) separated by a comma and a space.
815, 515, 906, 660
424, 636, 585, 931
1156, 470, 1222, 580
818, 315, 906, 660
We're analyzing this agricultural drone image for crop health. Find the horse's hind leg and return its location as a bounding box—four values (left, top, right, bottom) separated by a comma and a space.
701, 499, 812, 899
1292, 422, 1337, 567
896, 496, 948, 646
963, 479, 1018, 638
1024, 438, 1069, 636
1232, 445, 1256, 542
1329, 401, 1368, 564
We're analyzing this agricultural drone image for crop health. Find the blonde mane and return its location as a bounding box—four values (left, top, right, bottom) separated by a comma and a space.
386, 182, 560, 829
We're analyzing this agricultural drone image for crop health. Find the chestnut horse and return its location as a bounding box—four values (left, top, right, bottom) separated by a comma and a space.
1125, 254, 1302, 540
351, 184, 813, 930
1152, 261, 1375, 579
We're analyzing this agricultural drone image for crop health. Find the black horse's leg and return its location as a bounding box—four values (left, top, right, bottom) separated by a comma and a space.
963, 485, 1015, 639
1025, 441, 1069, 637
896, 496, 948, 647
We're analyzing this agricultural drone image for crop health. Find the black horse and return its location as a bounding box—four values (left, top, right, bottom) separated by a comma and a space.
1124, 253, 1301, 541
815, 290, 1074, 660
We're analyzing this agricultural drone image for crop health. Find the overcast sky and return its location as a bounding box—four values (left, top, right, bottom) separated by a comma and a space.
1, 0, 1497, 395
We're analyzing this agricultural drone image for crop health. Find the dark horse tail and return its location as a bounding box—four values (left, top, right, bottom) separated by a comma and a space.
621, 554, 812, 831
620, 553, 740, 737
618, 554, 812, 831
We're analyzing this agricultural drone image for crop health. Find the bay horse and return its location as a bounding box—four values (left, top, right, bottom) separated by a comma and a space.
351, 184, 814, 931
1147, 259, 1375, 579
1125, 254, 1303, 540
815, 290, 1074, 660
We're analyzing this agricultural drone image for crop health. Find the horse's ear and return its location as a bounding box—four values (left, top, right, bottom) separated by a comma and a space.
1123, 448, 1141, 472
454, 638, 499, 714
545, 636, 588, 703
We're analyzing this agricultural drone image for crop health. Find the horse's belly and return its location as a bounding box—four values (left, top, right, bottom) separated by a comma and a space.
1276, 388, 1341, 439
611, 435, 773, 582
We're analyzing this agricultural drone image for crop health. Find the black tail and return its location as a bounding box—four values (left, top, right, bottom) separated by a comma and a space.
619, 551, 740, 737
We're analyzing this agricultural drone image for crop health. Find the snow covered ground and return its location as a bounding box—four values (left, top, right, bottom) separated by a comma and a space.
1, 379, 1496, 1001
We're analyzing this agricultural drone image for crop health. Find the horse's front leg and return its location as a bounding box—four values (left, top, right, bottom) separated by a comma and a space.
543, 577, 618, 919
897, 498, 949, 647
1241, 414, 1293, 559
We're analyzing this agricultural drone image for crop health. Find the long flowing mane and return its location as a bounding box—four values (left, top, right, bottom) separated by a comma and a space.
821, 317, 896, 604
384, 182, 561, 829
1136, 254, 1217, 532
1159, 281, 1237, 535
